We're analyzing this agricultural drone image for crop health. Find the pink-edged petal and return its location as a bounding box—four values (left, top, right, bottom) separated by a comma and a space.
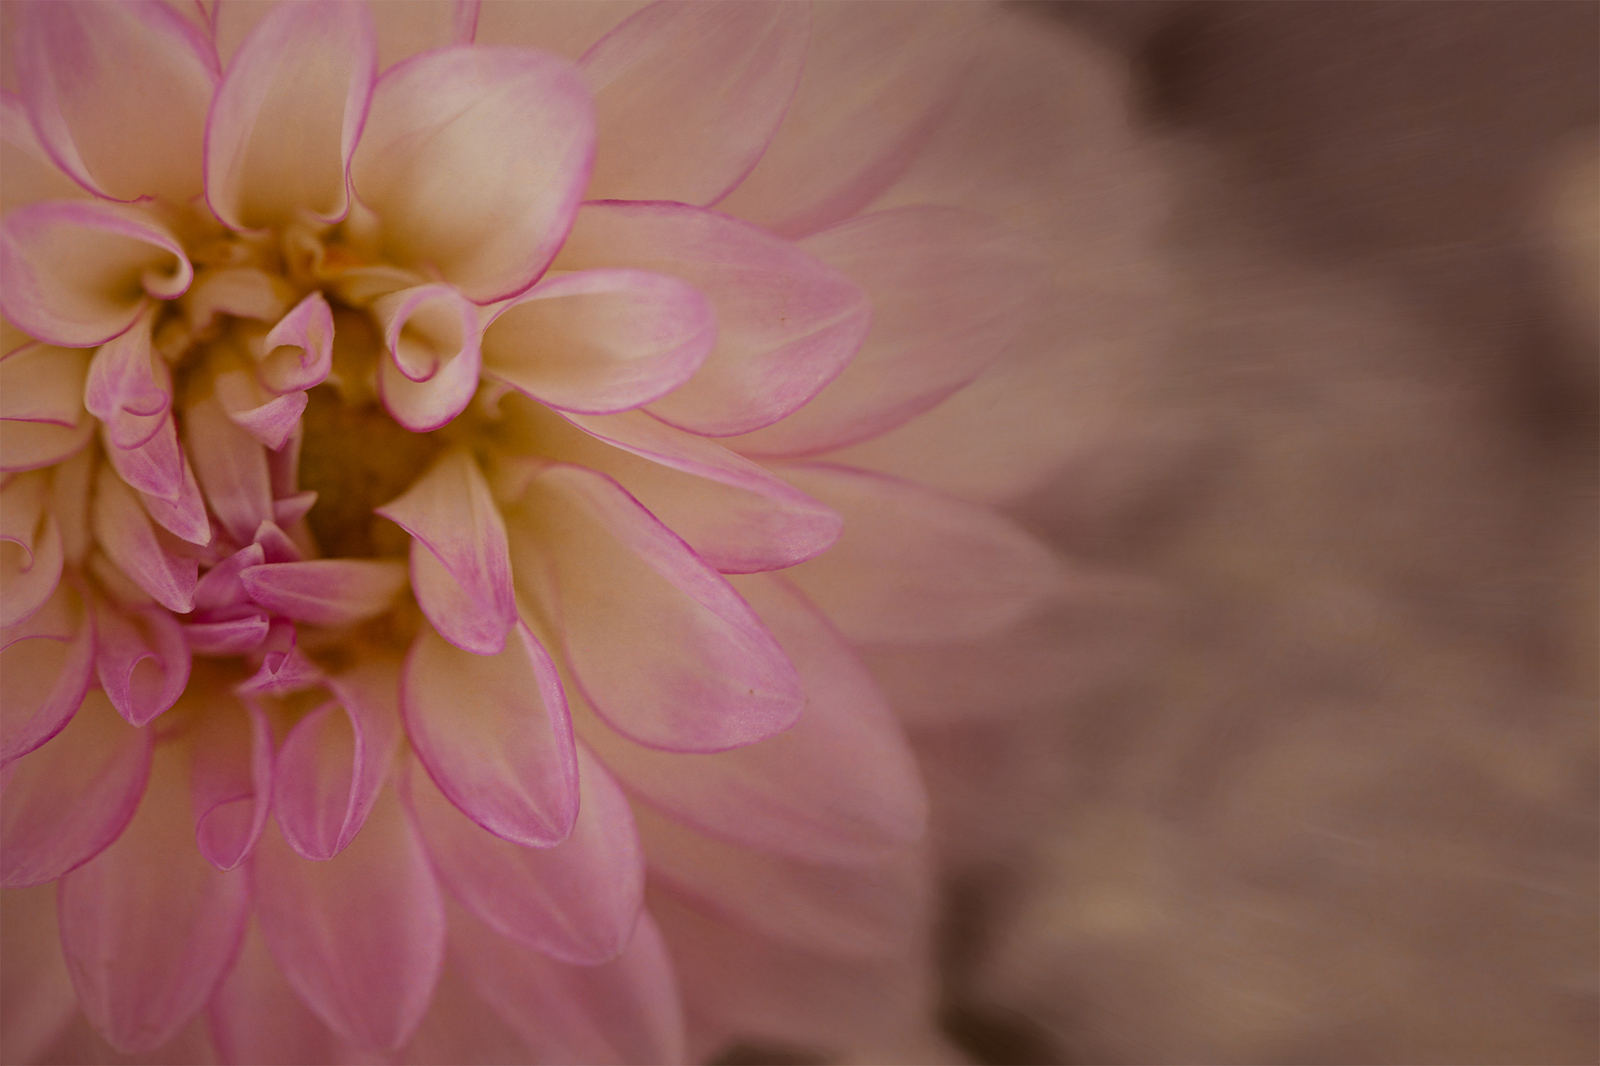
0, 407, 94, 472
0, 342, 93, 471
506, 462, 801, 752
100, 410, 182, 501
402, 620, 577, 847
451, 901, 686, 1066
181, 609, 271, 657
213, 368, 308, 451
273, 489, 318, 528
350, 45, 594, 303
0, 343, 91, 427
730, 207, 1038, 456
96, 420, 212, 548
49, 446, 95, 568
204, 0, 376, 230
714, 3, 978, 237
372, 284, 483, 431
558, 201, 870, 436
91, 465, 198, 613
635, 803, 924, 960
0, 470, 63, 627
561, 407, 841, 573
84, 312, 171, 450
15, 0, 216, 203
92, 600, 191, 728
190, 694, 272, 871
580, 1, 807, 205
0, 884, 79, 1064
253, 785, 445, 1053
272, 659, 402, 861
58, 741, 250, 1055
0, 579, 94, 765
192, 543, 265, 612
482, 268, 713, 415
258, 290, 335, 394
240, 559, 407, 628
375, 449, 514, 655
402, 741, 639, 962
578, 572, 925, 866
780, 464, 1063, 645
372, 0, 480, 71
185, 393, 272, 547
1, 89, 91, 211
0, 200, 192, 347
206, 919, 368, 1066
0, 691, 152, 888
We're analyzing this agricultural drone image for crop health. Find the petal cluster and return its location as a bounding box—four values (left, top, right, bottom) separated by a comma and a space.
0, 2, 1061, 1063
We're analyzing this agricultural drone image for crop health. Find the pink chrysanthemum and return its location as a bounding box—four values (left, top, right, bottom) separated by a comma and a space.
0, 2, 1062, 1062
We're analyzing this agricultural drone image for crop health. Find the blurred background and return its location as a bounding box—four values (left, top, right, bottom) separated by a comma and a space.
915, 3, 1598, 1063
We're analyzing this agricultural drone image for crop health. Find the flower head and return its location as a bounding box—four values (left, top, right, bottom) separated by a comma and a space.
0, 2, 1060, 1062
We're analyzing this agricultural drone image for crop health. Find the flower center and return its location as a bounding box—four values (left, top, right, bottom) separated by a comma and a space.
296, 384, 445, 560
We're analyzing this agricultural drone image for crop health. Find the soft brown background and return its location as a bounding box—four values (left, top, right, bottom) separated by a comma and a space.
930, 3, 1597, 1064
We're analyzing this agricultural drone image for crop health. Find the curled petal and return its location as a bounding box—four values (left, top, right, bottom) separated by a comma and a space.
190, 694, 273, 871
181, 266, 296, 336
558, 201, 870, 436
351, 45, 595, 303
184, 393, 272, 547
0, 470, 63, 628
58, 742, 250, 1055
375, 449, 515, 654
84, 313, 171, 450
15, 0, 216, 202
507, 463, 802, 752
730, 207, 1038, 456
482, 268, 713, 415
0, 343, 93, 472
254, 787, 445, 1053
561, 407, 840, 573
0, 201, 192, 348
240, 559, 407, 627
272, 660, 402, 861
451, 903, 686, 1066
580, 1, 807, 205
579, 573, 925, 865
0, 579, 94, 766
204, 0, 376, 230
402, 620, 576, 847
233, 625, 321, 698
0, 691, 152, 888
780, 464, 1063, 645
372, 284, 483, 431
258, 290, 335, 394
92, 600, 190, 728
403, 742, 640, 963
213, 368, 308, 451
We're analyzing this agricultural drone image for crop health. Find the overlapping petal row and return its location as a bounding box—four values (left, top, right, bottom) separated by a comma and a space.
0, 1, 1059, 1062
